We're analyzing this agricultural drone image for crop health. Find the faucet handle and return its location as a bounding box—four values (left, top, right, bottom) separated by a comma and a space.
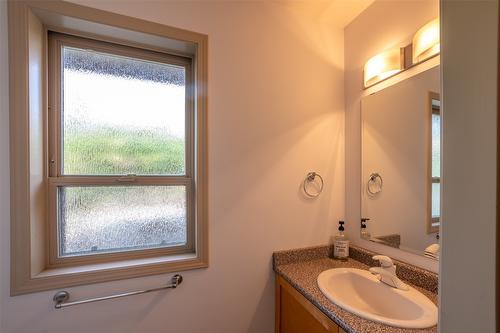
369, 267, 409, 291
372, 255, 394, 268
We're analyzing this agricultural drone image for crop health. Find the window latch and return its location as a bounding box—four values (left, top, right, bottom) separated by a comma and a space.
116, 174, 137, 182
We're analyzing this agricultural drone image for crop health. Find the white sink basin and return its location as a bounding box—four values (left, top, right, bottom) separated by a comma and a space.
317, 268, 437, 328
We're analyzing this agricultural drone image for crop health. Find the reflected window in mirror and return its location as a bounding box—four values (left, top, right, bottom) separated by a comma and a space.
429, 94, 441, 232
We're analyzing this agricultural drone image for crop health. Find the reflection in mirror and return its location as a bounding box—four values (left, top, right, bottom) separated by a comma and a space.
429, 95, 441, 233
361, 66, 441, 258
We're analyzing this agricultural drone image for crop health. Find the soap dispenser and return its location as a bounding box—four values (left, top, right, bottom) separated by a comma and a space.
333, 221, 349, 261
361, 218, 371, 240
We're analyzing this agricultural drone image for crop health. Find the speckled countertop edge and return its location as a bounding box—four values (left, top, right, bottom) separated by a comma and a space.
273, 245, 438, 333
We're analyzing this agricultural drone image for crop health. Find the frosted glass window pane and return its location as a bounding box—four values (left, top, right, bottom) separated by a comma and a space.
431, 112, 441, 178
62, 46, 186, 175
58, 186, 187, 257
431, 182, 440, 218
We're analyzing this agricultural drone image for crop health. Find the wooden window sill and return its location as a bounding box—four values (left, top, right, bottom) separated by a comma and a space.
13, 253, 207, 296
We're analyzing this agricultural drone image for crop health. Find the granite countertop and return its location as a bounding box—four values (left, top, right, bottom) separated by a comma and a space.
273, 245, 438, 333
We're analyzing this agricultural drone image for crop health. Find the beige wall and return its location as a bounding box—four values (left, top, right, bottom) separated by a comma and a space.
345, 0, 440, 271
361, 66, 439, 253
0, 1, 345, 332
0, 2, 8, 333
439, 1, 498, 332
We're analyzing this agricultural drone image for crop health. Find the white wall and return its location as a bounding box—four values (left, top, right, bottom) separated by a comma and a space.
0, 2, 8, 333
345, 0, 440, 271
0, 1, 345, 333
362, 66, 440, 253
439, 1, 498, 332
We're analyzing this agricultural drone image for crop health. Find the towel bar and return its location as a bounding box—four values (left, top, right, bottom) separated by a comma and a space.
53, 274, 183, 309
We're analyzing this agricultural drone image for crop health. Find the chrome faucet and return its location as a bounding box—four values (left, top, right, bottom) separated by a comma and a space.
369, 255, 409, 291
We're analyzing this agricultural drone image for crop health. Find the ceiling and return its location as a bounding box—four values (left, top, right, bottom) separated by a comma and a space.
329, 0, 376, 28
283, 0, 376, 29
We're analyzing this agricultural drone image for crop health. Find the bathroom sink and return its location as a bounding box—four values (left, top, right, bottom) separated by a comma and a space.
317, 268, 437, 328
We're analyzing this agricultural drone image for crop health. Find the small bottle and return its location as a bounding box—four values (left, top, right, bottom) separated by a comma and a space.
333, 221, 349, 261
361, 218, 371, 240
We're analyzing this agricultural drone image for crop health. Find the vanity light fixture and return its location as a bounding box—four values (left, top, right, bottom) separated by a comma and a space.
412, 18, 440, 64
363, 47, 403, 87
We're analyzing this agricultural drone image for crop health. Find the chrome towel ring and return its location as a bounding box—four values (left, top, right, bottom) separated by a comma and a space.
367, 172, 383, 195
303, 172, 324, 198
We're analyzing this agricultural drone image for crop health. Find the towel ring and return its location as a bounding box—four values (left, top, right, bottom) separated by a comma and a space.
303, 172, 324, 198
367, 172, 383, 195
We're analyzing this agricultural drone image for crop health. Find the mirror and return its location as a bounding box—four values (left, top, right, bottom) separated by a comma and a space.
361, 66, 441, 258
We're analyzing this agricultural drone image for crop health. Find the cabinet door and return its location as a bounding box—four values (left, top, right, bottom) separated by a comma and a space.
276, 276, 339, 333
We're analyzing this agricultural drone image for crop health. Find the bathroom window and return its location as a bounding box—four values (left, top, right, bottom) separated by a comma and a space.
9, 1, 207, 294
48, 32, 195, 265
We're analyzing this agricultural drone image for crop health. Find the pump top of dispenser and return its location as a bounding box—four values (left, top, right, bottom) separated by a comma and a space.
361, 218, 370, 229
338, 221, 345, 231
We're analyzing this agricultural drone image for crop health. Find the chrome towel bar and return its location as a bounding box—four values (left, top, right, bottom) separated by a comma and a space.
53, 274, 183, 309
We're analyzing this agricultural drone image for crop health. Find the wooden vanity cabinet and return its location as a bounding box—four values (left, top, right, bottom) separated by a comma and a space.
275, 275, 346, 333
